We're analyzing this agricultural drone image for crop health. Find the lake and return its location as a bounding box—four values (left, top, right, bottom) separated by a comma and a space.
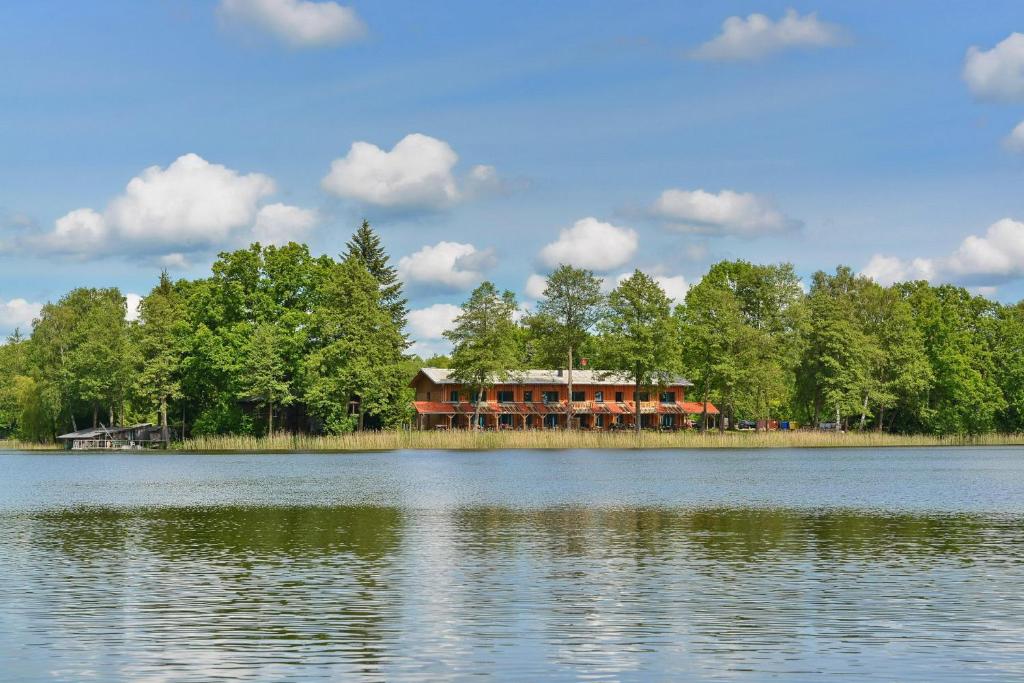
1, 447, 1023, 682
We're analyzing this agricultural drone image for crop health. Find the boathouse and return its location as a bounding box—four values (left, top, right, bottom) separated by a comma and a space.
56, 423, 169, 450
410, 368, 719, 430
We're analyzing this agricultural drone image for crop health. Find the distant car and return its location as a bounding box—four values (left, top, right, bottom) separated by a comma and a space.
737, 420, 757, 430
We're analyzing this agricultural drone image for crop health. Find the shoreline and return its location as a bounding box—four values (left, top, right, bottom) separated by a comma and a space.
5, 431, 1024, 453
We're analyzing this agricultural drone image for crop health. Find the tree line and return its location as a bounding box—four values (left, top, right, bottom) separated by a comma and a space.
444, 262, 1024, 435
1, 223, 1022, 441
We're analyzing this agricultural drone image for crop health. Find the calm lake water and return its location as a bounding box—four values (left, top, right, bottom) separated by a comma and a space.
1, 448, 1023, 682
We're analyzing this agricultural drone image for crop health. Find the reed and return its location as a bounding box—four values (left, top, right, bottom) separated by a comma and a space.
171, 430, 1024, 453
0, 439, 60, 451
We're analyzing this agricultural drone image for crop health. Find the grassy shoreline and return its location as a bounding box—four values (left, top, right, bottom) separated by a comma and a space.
171, 430, 1024, 452
5, 431, 1023, 453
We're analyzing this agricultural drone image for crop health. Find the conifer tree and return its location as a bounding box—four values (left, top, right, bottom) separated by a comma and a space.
345, 220, 409, 338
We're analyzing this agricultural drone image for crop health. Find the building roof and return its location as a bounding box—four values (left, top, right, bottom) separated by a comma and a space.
56, 423, 155, 440
416, 367, 692, 387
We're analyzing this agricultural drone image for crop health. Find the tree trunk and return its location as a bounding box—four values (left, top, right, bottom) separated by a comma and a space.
268, 400, 273, 435
876, 405, 885, 433
109, 405, 114, 427
160, 396, 169, 445
835, 403, 841, 432
634, 379, 642, 433
473, 387, 483, 432
92, 403, 98, 429
567, 347, 574, 431
859, 393, 869, 430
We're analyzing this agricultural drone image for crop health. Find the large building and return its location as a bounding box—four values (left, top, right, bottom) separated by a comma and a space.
410, 368, 719, 430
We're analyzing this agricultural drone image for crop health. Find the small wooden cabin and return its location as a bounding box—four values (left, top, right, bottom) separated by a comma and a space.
56, 424, 169, 450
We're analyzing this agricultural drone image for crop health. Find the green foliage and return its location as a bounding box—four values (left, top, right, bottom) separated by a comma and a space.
5, 241, 1022, 441
303, 256, 411, 433
345, 219, 409, 338
445, 282, 522, 426
597, 271, 681, 430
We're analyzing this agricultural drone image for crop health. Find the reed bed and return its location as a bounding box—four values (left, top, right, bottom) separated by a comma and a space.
172, 430, 1024, 453
0, 439, 60, 451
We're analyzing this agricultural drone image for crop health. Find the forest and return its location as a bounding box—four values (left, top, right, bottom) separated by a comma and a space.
0, 221, 1022, 441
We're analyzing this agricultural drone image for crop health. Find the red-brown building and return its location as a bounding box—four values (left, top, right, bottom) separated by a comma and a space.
410, 368, 719, 430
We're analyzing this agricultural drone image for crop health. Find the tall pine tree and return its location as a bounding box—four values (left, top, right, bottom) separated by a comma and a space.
345, 220, 409, 341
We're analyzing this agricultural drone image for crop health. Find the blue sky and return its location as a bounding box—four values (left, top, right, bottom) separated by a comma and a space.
2, 1, 1024, 353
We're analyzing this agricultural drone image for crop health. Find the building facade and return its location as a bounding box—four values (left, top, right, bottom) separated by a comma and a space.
411, 368, 719, 430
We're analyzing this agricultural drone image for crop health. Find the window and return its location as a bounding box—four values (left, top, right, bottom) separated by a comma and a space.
544, 414, 559, 428
449, 390, 459, 403
426, 391, 431, 400
571, 391, 585, 402
499, 414, 514, 427
595, 414, 605, 428
542, 391, 560, 403
615, 391, 624, 402
594, 391, 604, 403
660, 391, 676, 404
497, 390, 514, 403
636, 391, 650, 402
661, 414, 675, 428
524, 390, 533, 402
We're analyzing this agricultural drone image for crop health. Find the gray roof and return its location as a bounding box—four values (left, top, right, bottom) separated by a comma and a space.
418, 367, 692, 387
56, 423, 154, 440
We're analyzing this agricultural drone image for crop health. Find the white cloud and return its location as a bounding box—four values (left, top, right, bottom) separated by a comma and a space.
605, 271, 689, 304
322, 134, 462, 210
862, 218, 1024, 286
408, 303, 461, 340
251, 203, 317, 246
218, 0, 366, 47
407, 303, 461, 358
963, 33, 1024, 101
1004, 120, 1024, 153
53, 208, 107, 243
524, 273, 548, 300
398, 241, 495, 290
125, 293, 142, 322
539, 217, 638, 271
0, 297, 42, 337
651, 188, 800, 237
692, 9, 845, 62
653, 274, 690, 304
159, 253, 192, 270
860, 254, 935, 287
106, 153, 275, 246
30, 154, 314, 262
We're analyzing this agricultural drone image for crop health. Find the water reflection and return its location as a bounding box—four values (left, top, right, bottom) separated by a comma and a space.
2, 504, 1023, 681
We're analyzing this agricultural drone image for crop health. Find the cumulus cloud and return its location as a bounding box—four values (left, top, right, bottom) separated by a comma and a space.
692, 9, 845, 61
125, 293, 142, 322
605, 271, 690, 304
398, 241, 496, 290
408, 303, 462, 341
1004, 120, 1024, 153
862, 218, 1024, 287
0, 297, 42, 337
322, 134, 501, 211
652, 274, 690, 304
963, 33, 1024, 101
218, 0, 366, 47
407, 303, 461, 357
251, 203, 317, 245
524, 273, 548, 300
29, 154, 315, 262
860, 254, 936, 287
651, 188, 800, 237
538, 217, 638, 271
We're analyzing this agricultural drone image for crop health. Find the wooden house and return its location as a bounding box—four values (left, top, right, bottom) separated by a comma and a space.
410, 368, 719, 431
